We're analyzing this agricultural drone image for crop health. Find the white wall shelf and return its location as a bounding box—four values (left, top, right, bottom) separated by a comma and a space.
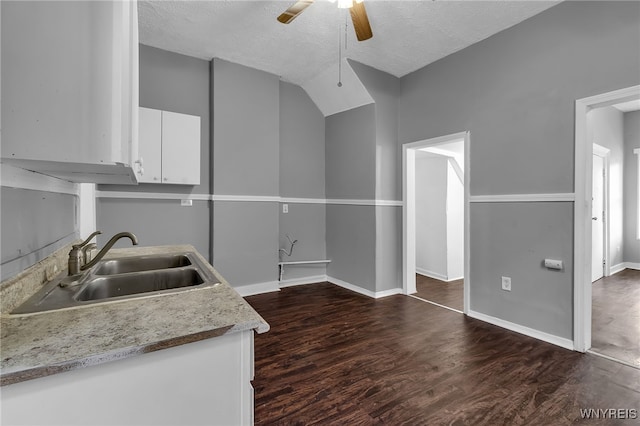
278, 260, 331, 281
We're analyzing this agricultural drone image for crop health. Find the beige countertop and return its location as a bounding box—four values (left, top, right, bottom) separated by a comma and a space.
0, 244, 269, 386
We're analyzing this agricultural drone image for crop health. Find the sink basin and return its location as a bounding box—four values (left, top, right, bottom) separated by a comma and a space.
76, 268, 204, 301
11, 251, 219, 315
94, 254, 192, 275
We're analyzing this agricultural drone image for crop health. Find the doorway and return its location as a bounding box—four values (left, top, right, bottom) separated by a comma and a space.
574, 85, 640, 361
402, 131, 469, 314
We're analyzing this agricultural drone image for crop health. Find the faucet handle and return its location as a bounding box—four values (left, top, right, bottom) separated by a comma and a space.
73, 231, 102, 249
82, 243, 98, 264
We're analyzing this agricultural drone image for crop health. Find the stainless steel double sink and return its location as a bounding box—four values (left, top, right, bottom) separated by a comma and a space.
12, 252, 220, 315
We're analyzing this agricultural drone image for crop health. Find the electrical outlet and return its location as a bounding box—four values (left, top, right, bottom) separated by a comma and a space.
501, 276, 512, 291
282, 204, 289, 213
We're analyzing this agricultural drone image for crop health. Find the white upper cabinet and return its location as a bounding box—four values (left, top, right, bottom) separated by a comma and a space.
1, 1, 140, 184
137, 108, 201, 185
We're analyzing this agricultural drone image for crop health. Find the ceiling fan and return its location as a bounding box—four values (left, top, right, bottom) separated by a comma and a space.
277, 0, 373, 41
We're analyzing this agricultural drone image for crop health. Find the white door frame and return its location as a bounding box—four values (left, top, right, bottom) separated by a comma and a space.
402, 131, 470, 314
592, 144, 611, 279
573, 85, 640, 352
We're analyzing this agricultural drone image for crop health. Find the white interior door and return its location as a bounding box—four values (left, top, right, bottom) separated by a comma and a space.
591, 154, 605, 282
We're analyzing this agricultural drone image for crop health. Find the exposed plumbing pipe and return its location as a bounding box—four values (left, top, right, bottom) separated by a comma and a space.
279, 234, 298, 258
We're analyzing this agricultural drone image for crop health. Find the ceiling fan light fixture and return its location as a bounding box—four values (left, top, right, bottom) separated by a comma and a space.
279, 0, 372, 41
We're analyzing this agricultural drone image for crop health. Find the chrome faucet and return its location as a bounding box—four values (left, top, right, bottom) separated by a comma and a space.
68, 231, 138, 275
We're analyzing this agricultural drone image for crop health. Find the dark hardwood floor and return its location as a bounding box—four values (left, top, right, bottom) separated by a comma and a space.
592, 268, 640, 368
414, 274, 464, 312
246, 282, 640, 425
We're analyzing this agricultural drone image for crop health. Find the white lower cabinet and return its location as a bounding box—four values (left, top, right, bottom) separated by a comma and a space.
1, 331, 256, 425
138, 107, 201, 185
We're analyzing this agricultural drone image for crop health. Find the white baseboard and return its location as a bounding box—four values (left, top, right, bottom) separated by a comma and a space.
416, 268, 461, 282
327, 276, 402, 299
234, 281, 280, 297
610, 263, 626, 275
610, 262, 640, 275
467, 309, 574, 351
279, 275, 328, 288
628, 262, 640, 270
234, 276, 402, 299
416, 268, 447, 281
374, 287, 404, 298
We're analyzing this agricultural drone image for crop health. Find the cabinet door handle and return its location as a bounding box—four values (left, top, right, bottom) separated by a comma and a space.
134, 157, 144, 175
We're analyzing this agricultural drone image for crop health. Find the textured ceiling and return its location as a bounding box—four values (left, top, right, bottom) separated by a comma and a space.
138, 0, 560, 87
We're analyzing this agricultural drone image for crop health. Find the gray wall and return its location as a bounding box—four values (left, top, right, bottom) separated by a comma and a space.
325, 104, 376, 200
212, 59, 280, 286
97, 45, 211, 257
375, 205, 401, 293
397, 1, 640, 339
213, 201, 279, 286
470, 202, 574, 339
326, 204, 376, 291
624, 111, 640, 264
279, 82, 326, 280
1, 187, 77, 281
213, 59, 279, 197
399, 1, 640, 195
97, 198, 209, 255
349, 61, 402, 294
589, 106, 625, 269
324, 63, 404, 294
279, 82, 325, 199
349, 60, 401, 201
325, 104, 377, 291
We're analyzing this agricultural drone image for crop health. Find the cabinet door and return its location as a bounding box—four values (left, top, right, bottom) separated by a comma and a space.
2, 1, 138, 167
161, 111, 201, 185
138, 108, 162, 183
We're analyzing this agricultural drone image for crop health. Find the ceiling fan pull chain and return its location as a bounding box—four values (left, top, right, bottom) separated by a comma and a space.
338, 15, 343, 87
345, 12, 348, 50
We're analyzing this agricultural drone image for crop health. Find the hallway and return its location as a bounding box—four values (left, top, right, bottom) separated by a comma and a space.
591, 269, 640, 368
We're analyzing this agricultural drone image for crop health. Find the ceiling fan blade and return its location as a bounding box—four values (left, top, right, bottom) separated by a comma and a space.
350, 0, 373, 41
277, 0, 315, 24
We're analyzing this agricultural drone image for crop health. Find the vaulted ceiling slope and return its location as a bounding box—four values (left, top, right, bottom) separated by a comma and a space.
139, 0, 561, 115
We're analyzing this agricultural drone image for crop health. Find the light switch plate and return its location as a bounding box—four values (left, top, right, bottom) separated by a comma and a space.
501, 276, 512, 291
